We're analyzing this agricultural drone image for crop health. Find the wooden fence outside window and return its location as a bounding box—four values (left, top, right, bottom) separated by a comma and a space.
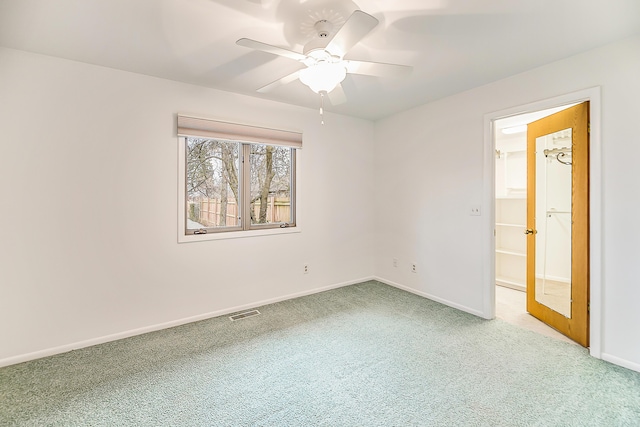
188, 196, 290, 227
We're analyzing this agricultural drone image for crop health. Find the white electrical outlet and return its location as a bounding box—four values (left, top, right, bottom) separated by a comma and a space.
393, 258, 398, 268
470, 205, 481, 216
411, 262, 417, 273
304, 264, 309, 274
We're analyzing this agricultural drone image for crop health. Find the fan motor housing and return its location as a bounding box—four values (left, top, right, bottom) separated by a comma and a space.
303, 20, 337, 58
303, 39, 330, 58
315, 19, 333, 38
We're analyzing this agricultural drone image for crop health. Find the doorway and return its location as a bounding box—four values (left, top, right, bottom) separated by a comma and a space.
494, 104, 581, 343
483, 88, 602, 355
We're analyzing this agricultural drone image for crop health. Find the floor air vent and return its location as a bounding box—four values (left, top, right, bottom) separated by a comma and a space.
229, 310, 260, 321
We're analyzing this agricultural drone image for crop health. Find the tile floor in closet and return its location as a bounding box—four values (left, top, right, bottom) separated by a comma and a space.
495, 285, 576, 345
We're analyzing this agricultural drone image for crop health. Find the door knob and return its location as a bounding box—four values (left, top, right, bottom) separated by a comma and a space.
524, 229, 537, 235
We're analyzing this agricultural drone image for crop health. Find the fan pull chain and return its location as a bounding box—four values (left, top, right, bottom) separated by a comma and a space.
320, 92, 325, 125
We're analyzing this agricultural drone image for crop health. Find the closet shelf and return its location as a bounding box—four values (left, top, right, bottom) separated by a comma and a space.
496, 222, 526, 228
496, 249, 526, 257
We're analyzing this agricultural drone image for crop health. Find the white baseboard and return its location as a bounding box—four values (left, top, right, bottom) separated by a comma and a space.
374, 276, 485, 317
0, 276, 375, 368
601, 353, 640, 374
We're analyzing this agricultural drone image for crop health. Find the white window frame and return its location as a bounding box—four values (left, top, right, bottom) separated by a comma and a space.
177, 115, 302, 243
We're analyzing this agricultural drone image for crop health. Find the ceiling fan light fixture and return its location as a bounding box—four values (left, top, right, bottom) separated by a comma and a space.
299, 62, 347, 94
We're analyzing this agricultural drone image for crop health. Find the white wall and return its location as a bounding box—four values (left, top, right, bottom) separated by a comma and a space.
3, 34, 640, 372
373, 94, 487, 315
374, 34, 640, 371
0, 47, 375, 365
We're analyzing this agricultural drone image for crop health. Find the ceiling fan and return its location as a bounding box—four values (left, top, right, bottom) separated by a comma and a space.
236, 9, 412, 107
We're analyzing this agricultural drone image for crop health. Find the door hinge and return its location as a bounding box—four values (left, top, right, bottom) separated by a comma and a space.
588, 122, 591, 134
587, 302, 590, 313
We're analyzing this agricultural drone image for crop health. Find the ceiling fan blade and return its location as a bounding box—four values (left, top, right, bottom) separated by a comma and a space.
327, 83, 347, 105
325, 10, 379, 58
236, 38, 307, 62
345, 60, 412, 78
257, 70, 301, 93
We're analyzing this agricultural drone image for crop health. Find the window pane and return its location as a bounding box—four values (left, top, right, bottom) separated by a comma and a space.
186, 138, 240, 230
249, 145, 293, 225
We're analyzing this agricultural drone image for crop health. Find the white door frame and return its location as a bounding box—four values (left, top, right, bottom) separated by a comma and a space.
482, 87, 602, 358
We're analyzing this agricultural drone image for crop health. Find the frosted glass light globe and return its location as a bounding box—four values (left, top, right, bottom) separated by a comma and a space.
299, 62, 347, 94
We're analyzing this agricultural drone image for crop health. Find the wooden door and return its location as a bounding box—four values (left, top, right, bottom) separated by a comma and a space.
526, 102, 589, 347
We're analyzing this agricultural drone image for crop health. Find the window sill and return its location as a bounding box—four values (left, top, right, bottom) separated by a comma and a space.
178, 226, 300, 243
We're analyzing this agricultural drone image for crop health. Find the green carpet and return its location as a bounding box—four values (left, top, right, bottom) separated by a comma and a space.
1, 281, 639, 426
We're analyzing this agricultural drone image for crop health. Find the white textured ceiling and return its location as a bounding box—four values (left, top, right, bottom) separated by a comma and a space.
1, 0, 639, 120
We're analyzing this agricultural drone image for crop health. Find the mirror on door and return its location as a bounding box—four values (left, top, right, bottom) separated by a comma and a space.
534, 128, 572, 318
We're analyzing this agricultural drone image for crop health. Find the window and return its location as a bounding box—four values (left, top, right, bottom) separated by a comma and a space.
177, 115, 301, 240
186, 138, 241, 232
248, 144, 295, 227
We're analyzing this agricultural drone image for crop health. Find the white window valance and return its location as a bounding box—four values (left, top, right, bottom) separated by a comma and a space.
177, 115, 302, 149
